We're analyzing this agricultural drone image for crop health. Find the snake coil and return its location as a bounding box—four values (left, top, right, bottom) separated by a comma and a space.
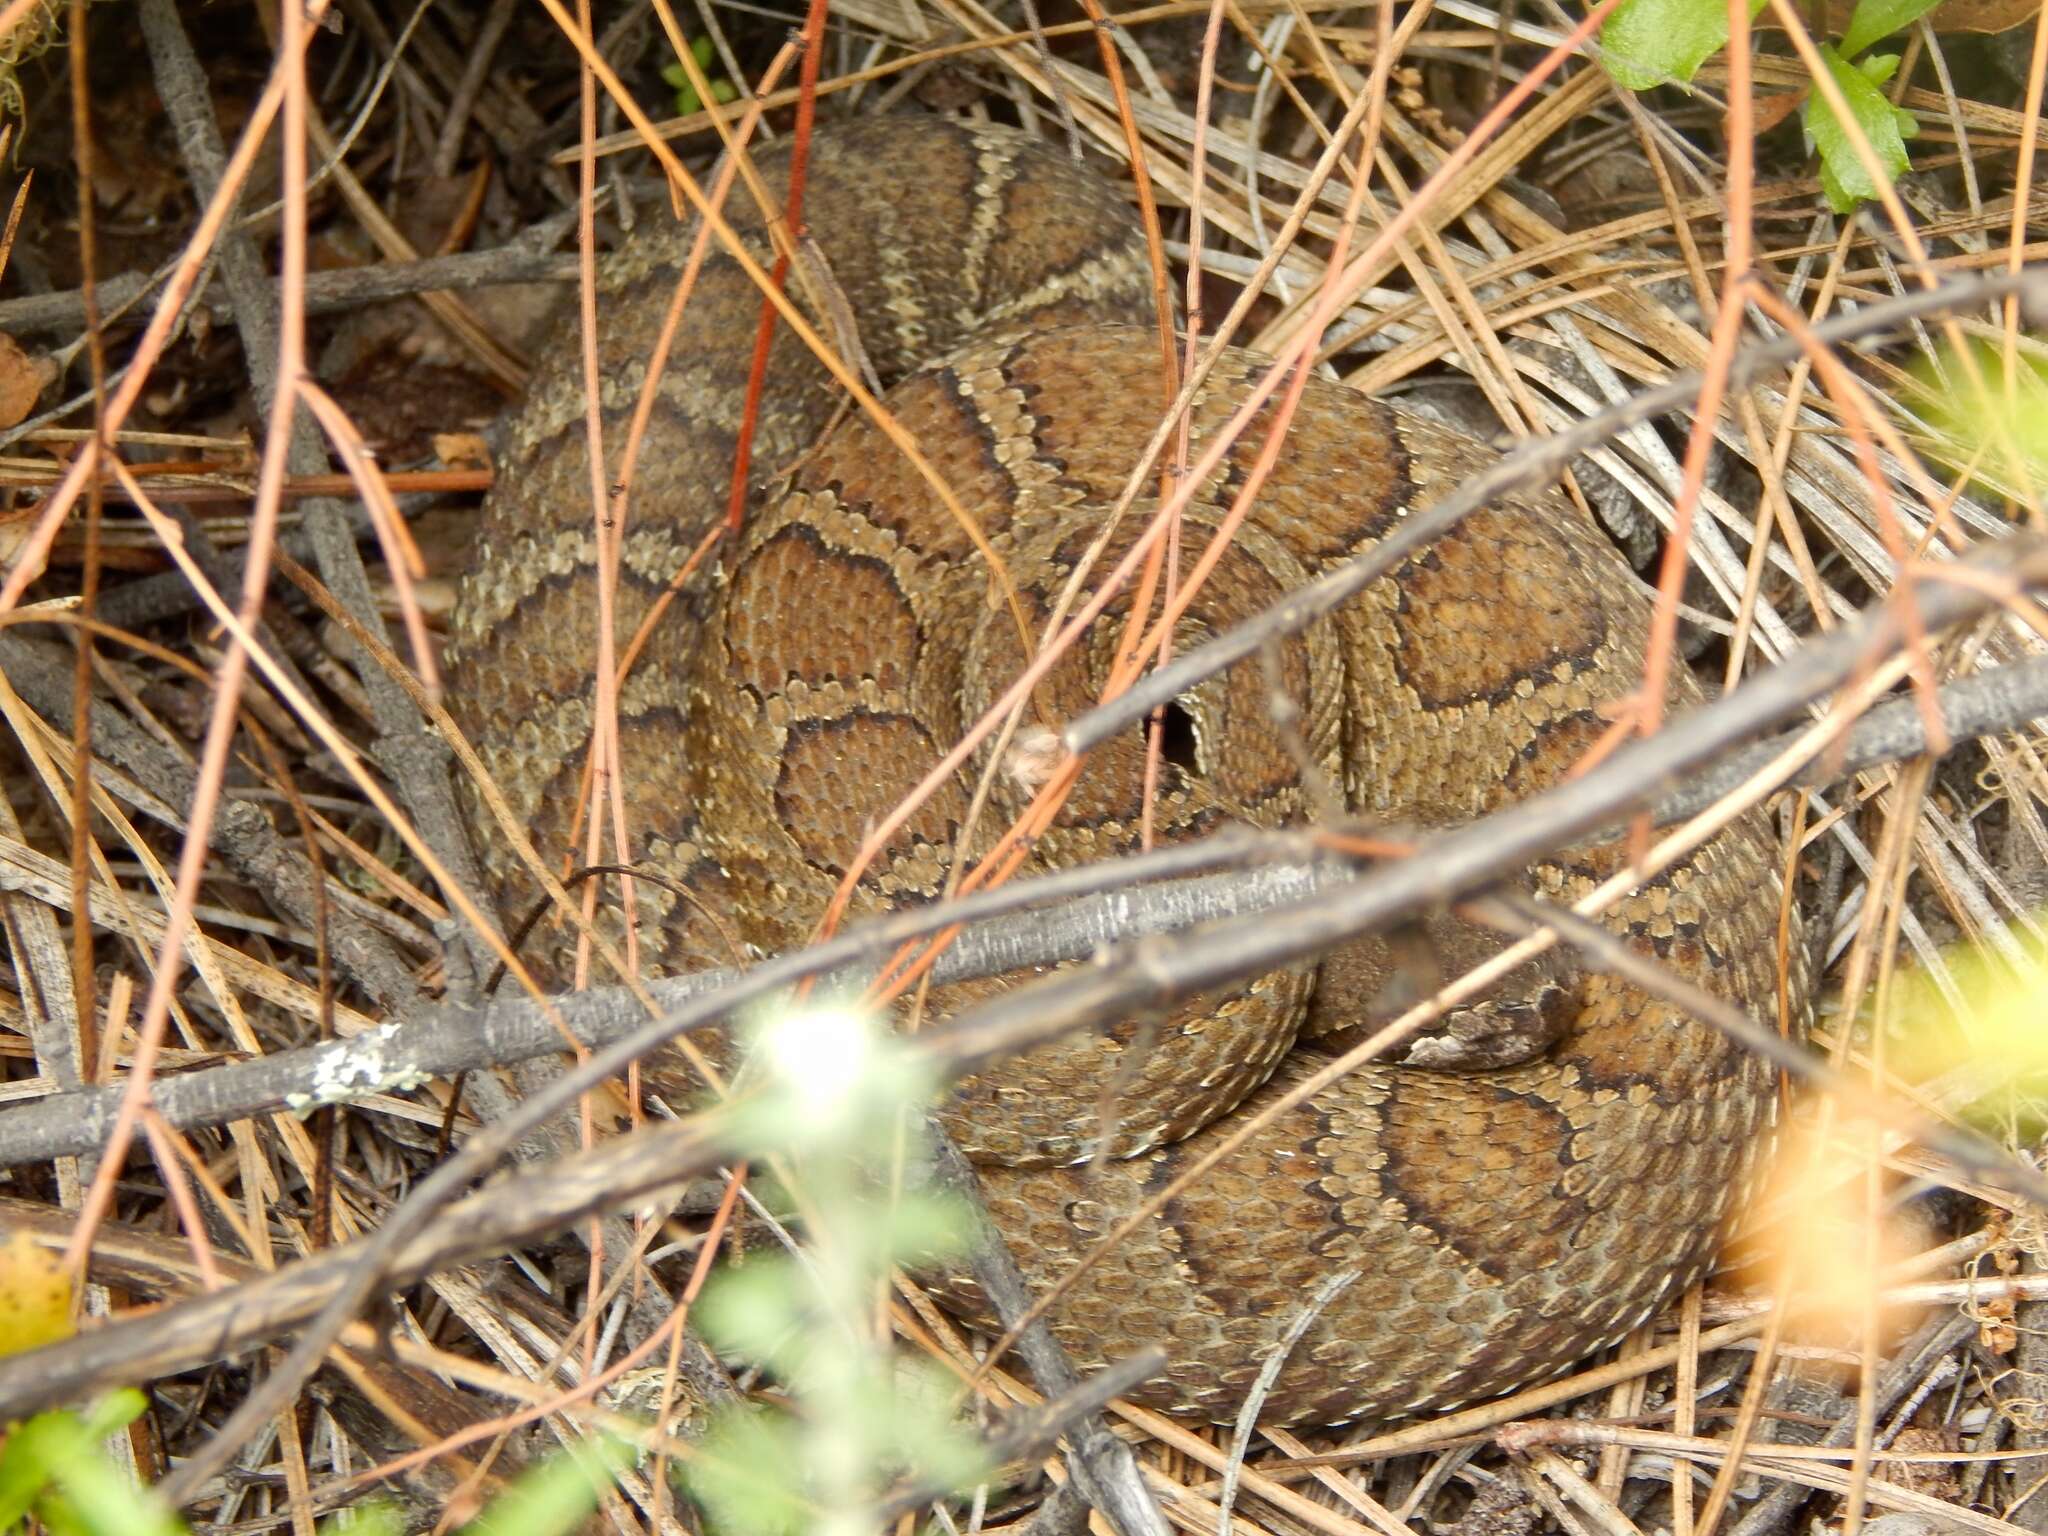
448, 116, 1796, 1424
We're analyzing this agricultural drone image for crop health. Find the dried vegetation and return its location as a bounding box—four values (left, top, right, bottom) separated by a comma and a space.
1, 0, 2047, 1533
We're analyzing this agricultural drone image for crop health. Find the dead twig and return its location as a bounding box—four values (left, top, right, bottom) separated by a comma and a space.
1066, 262, 2048, 757
7, 628, 2047, 1173
5, 527, 2034, 1491
923, 1128, 1173, 1536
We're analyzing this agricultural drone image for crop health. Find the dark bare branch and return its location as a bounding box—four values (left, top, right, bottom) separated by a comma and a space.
5, 618, 2046, 1171
11, 529, 2032, 1499
1064, 263, 2048, 756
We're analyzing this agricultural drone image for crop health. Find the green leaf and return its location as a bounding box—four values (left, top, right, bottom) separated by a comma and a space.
1801, 44, 1918, 212
662, 36, 735, 118
76, 1391, 148, 1442
1911, 339, 2048, 498
31, 1489, 91, 1536
464, 1440, 628, 1536
875, 1191, 972, 1265
1600, 0, 1766, 90
875, 1377, 990, 1493
40, 1438, 183, 1536
1839, 0, 1944, 58
1, 1409, 185, 1536
0, 1415, 54, 1530
663, 65, 707, 118
319, 1503, 404, 1536
684, 1408, 810, 1536
697, 1258, 811, 1369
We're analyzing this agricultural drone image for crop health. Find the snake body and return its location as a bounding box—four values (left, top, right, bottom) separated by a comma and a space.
448, 117, 1796, 1424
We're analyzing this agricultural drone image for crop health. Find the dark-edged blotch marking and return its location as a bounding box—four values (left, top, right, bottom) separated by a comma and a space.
725, 523, 918, 695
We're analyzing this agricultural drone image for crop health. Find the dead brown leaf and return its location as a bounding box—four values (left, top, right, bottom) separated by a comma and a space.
0, 331, 49, 429
1761, 0, 2040, 35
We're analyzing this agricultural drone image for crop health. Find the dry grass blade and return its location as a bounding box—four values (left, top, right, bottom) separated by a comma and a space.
1, 2, 2045, 1534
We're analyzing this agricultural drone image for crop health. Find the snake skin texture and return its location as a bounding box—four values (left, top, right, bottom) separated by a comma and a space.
447, 115, 1799, 1425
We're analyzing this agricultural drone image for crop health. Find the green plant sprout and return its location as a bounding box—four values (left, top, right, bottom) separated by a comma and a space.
463, 1439, 630, 1536
663, 36, 738, 118
1598, 0, 1942, 211
0, 1393, 617, 1535
2, 1393, 176, 1536
3, 1008, 991, 1535
1884, 940, 2048, 1128
1873, 345, 2046, 1106
682, 1002, 987, 1536
1909, 336, 2048, 508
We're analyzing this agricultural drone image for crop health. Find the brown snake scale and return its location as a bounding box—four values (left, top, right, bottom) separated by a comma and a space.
448, 116, 1799, 1425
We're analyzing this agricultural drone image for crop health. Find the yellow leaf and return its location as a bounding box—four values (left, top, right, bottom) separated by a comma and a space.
1891, 943, 2048, 1093
0, 1229, 75, 1357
